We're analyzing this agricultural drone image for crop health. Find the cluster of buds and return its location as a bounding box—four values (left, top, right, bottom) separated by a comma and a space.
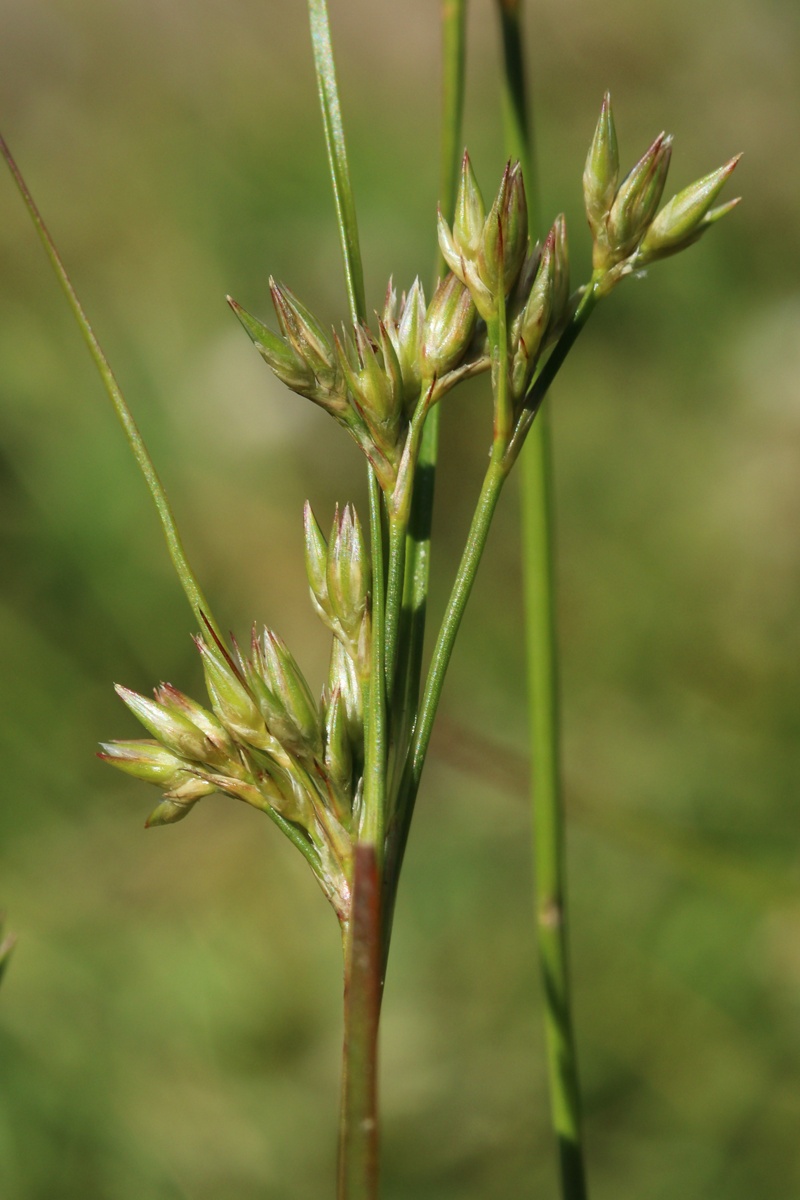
438, 151, 574, 417
100, 503, 375, 922
438, 154, 529, 322
584, 92, 740, 291
228, 269, 484, 496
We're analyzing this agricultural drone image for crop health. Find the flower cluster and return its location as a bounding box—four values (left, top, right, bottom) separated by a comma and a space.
583, 92, 740, 293
100, 503, 373, 922
100, 98, 739, 919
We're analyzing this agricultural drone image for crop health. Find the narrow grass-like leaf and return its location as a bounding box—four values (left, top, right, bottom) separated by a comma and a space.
0, 134, 221, 640
307, 0, 366, 327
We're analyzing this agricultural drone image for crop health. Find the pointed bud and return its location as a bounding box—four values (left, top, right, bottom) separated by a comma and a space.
510, 227, 555, 399
114, 686, 214, 763
607, 133, 672, 262
638, 155, 741, 261
480, 161, 528, 297
99, 739, 193, 787
153, 684, 234, 760
145, 797, 199, 827
334, 324, 402, 450
584, 92, 619, 237
324, 688, 353, 793
326, 638, 363, 747
422, 274, 478, 377
327, 504, 371, 640
195, 637, 270, 750
382, 278, 426, 409
453, 150, 486, 256
303, 501, 331, 621
227, 297, 313, 393
269, 279, 335, 382
257, 629, 321, 754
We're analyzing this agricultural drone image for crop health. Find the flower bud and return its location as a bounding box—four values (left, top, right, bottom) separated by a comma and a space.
323, 688, 353, 793
606, 132, 672, 264
114, 685, 214, 763
145, 797, 199, 827
479, 161, 528, 299
334, 324, 402, 451
269, 279, 336, 386
638, 155, 741, 262
98, 738, 196, 788
510, 226, 556, 399
153, 684, 233, 760
303, 501, 331, 622
382, 277, 426, 411
422, 273, 478, 377
584, 92, 619, 239
326, 504, 371, 641
453, 150, 486, 257
438, 154, 529, 319
256, 628, 321, 755
195, 636, 270, 750
325, 638, 363, 748
227, 298, 313, 392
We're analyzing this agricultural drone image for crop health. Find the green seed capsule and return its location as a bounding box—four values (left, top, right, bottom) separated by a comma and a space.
638, 155, 741, 261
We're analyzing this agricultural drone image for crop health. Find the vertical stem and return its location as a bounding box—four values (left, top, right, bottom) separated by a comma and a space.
495, 4, 589, 1197
522, 403, 588, 1200
395, 0, 468, 761
338, 846, 381, 1200
306, 7, 384, 1197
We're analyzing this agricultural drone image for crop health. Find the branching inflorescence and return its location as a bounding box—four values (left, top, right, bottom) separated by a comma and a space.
99, 96, 739, 938
1, 52, 739, 1194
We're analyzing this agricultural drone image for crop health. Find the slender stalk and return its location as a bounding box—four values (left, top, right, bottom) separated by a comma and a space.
400, 451, 508, 841
496, 6, 589, 1195
395, 0, 468, 758
0, 135, 222, 641
306, 7, 382, 1195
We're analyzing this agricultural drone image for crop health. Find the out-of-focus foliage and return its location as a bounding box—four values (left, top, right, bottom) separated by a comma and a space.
1, 1, 798, 1197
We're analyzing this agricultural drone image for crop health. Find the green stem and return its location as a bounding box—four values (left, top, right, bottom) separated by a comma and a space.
497, 7, 590, 1195
395, 0, 468, 769
338, 846, 381, 1200
307, 0, 367, 325
306, 10, 384, 1197
0, 134, 221, 641
521, 402, 589, 1200
506, 281, 600, 469
399, 450, 508, 849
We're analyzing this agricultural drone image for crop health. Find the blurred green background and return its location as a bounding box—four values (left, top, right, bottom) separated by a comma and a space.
1, 1, 798, 1197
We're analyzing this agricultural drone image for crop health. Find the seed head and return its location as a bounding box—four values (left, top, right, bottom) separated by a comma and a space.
638, 155, 742, 262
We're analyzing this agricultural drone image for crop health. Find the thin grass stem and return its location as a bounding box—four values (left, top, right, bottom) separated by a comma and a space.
306, 7, 383, 1194
0, 134, 221, 640
394, 0, 468, 765
307, 0, 367, 325
496, 6, 589, 1194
